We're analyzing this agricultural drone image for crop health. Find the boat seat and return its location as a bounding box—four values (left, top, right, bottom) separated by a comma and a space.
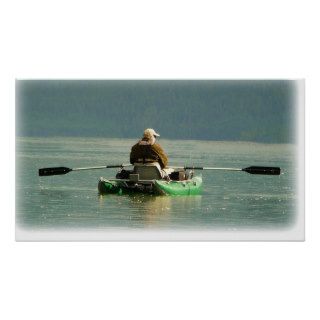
133, 163, 163, 180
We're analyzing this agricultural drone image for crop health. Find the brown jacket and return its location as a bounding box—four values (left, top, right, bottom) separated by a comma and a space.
130, 139, 168, 169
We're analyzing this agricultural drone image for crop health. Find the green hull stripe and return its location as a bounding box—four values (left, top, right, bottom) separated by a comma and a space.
98, 176, 202, 196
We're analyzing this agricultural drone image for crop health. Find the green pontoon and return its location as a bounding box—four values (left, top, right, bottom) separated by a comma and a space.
98, 175, 202, 196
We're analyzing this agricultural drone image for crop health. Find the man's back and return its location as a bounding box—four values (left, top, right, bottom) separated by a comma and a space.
130, 140, 168, 169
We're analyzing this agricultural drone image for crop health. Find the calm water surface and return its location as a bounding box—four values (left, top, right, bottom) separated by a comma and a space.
16, 137, 297, 233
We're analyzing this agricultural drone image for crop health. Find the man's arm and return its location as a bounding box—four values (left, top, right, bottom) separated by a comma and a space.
130, 145, 137, 165
153, 144, 168, 168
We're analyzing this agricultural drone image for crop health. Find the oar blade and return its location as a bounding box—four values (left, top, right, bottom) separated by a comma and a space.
242, 166, 281, 175
39, 167, 72, 176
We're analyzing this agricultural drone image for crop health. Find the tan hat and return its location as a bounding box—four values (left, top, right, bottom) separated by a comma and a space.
143, 128, 160, 138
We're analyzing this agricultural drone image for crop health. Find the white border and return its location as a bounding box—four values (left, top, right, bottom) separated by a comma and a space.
2, 1, 317, 319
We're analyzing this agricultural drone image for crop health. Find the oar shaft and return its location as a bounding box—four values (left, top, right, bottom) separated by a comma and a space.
72, 166, 111, 171
73, 164, 131, 171
39, 163, 132, 176
192, 167, 242, 171
170, 165, 280, 175
182, 166, 242, 171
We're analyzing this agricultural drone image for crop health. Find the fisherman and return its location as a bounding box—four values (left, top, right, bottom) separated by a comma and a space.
130, 128, 168, 169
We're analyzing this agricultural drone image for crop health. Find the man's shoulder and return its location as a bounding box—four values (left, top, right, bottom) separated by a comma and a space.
152, 143, 164, 151
131, 141, 140, 149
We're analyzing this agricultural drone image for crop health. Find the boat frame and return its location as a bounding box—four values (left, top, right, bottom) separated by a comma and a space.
98, 166, 201, 196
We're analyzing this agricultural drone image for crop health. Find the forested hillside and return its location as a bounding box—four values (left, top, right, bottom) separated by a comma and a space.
16, 80, 297, 143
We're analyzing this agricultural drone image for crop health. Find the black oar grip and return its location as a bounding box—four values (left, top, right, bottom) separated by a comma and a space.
39, 167, 72, 176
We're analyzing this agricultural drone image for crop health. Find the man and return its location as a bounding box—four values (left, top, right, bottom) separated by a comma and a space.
130, 128, 168, 169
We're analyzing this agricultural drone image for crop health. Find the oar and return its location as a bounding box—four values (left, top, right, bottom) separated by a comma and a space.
39, 164, 132, 176
172, 166, 281, 175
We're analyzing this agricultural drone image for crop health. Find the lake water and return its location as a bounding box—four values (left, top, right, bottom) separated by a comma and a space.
16, 137, 298, 240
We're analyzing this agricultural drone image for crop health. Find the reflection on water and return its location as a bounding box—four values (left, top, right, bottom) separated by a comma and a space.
98, 194, 203, 228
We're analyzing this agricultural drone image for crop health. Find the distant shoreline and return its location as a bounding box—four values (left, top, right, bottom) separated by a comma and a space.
16, 135, 295, 146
